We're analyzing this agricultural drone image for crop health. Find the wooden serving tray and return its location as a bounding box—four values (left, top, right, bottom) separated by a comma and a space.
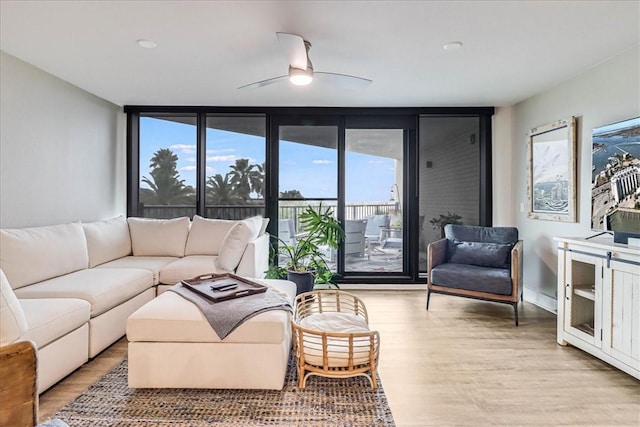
180, 273, 268, 303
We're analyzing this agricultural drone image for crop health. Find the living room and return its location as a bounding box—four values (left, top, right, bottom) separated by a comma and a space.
1, 1, 639, 426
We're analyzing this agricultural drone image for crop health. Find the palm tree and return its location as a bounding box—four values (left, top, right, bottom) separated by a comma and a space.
141, 148, 194, 204
249, 162, 265, 199
228, 158, 254, 200
206, 173, 243, 205
280, 189, 304, 199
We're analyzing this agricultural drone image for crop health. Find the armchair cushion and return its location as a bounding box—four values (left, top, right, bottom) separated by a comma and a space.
449, 241, 512, 269
430, 263, 512, 296
445, 224, 518, 244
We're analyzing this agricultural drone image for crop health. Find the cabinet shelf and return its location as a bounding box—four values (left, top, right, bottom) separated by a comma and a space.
573, 286, 595, 301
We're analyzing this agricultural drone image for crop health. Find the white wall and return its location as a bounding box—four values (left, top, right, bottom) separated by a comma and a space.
492, 106, 515, 226
0, 51, 126, 228
509, 46, 640, 311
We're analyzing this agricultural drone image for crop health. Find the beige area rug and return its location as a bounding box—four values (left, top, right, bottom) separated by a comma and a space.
54, 357, 395, 426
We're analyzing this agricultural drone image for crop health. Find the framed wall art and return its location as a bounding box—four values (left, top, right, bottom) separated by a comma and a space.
527, 116, 577, 222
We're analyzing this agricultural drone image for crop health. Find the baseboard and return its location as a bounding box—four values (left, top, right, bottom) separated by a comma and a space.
339, 283, 427, 291
523, 288, 557, 314
338, 284, 559, 315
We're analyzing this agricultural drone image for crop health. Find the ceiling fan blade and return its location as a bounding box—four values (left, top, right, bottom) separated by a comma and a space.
237, 75, 288, 90
276, 32, 308, 70
314, 72, 373, 90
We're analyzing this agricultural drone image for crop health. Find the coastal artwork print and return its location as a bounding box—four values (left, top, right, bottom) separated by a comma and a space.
527, 117, 576, 222
591, 117, 640, 233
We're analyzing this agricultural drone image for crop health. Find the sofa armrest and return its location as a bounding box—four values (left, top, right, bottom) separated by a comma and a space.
0, 340, 38, 427
427, 238, 448, 281
511, 240, 523, 299
235, 233, 270, 279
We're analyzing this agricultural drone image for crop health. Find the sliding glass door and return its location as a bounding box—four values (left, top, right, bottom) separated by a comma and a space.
345, 129, 405, 273
272, 115, 415, 281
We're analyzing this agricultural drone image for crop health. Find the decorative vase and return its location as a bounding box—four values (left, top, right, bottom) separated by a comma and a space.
287, 270, 315, 295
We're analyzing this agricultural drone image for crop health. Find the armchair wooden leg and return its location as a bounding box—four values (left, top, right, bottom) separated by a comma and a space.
426, 289, 431, 310
513, 302, 519, 326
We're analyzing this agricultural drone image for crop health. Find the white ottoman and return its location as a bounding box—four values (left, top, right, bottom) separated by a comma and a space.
126, 279, 296, 390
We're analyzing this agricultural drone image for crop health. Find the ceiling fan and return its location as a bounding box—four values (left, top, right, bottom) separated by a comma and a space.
238, 32, 372, 90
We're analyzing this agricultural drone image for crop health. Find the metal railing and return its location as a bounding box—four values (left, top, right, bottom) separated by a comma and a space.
141, 202, 396, 232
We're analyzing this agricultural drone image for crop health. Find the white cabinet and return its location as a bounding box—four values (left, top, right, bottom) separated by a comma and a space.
556, 237, 639, 379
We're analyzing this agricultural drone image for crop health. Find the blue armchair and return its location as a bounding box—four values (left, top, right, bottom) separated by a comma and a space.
426, 225, 523, 325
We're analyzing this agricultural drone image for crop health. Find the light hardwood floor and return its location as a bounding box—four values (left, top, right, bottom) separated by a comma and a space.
39, 291, 640, 426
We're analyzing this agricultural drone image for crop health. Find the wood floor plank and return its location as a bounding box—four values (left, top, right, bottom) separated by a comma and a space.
38, 290, 640, 426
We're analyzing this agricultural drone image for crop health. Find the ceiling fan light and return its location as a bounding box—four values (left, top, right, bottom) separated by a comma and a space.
289, 67, 313, 86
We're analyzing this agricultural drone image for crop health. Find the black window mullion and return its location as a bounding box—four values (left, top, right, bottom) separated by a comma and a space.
197, 113, 207, 217
126, 112, 140, 217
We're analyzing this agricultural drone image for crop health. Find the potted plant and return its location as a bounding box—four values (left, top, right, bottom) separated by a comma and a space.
265, 203, 345, 294
429, 211, 463, 238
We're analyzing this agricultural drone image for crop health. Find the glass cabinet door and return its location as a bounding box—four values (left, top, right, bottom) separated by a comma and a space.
564, 251, 602, 347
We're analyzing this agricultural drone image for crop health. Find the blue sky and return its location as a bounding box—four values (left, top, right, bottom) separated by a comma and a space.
140, 117, 395, 202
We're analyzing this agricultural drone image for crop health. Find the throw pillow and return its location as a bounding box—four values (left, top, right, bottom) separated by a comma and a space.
215, 218, 261, 271
0, 269, 28, 346
185, 215, 236, 256
449, 241, 512, 269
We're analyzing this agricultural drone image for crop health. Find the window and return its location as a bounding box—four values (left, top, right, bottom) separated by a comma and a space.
126, 107, 493, 284
138, 114, 197, 219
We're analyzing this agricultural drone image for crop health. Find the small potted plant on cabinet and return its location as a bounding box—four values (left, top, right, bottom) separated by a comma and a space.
265, 203, 345, 294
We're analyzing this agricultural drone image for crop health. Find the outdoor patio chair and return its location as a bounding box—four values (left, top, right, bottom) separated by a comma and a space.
278, 218, 297, 246
364, 214, 390, 259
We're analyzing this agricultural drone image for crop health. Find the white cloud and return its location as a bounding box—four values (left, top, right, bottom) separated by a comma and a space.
207, 154, 238, 162
206, 148, 236, 154
312, 159, 332, 164
368, 160, 385, 164
169, 144, 196, 154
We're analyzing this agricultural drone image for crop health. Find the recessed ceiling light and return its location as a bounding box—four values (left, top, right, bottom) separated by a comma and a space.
137, 39, 157, 49
443, 41, 463, 51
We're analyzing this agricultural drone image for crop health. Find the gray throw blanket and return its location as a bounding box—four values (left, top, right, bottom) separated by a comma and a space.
168, 283, 293, 340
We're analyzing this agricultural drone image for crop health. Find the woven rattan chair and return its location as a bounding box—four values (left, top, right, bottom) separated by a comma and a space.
291, 290, 380, 388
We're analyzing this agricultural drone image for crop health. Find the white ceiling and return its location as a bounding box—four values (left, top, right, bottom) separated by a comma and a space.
1, 1, 638, 108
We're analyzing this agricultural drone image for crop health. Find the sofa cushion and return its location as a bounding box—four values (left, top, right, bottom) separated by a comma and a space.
0, 223, 88, 289
184, 216, 236, 256
95, 256, 178, 285
14, 268, 153, 317
128, 217, 190, 257
0, 269, 28, 346
449, 241, 512, 269
82, 216, 132, 267
184, 216, 267, 257
431, 263, 512, 296
215, 218, 261, 272
159, 255, 223, 285
20, 298, 90, 349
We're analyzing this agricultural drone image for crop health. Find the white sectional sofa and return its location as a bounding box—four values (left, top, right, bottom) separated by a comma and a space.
0, 215, 269, 392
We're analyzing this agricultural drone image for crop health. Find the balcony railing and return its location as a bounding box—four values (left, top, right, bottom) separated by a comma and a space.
141, 202, 396, 232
